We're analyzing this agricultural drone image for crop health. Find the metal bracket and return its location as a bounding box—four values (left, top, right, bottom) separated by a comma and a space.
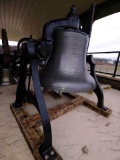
38, 6, 80, 58
87, 55, 110, 112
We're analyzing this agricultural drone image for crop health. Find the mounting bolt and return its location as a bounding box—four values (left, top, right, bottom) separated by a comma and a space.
50, 150, 55, 155
44, 154, 49, 160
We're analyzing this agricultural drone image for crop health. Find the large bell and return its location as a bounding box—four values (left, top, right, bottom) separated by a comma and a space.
0, 68, 17, 86
40, 29, 96, 92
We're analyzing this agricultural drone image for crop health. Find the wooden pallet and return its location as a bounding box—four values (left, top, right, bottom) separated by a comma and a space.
10, 104, 63, 160
88, 84, 111, 94
10, 93, 112, 160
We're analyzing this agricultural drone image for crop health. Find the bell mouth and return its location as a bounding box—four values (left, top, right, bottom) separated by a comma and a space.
41, 85, 96, 93
40, 71, 96, 93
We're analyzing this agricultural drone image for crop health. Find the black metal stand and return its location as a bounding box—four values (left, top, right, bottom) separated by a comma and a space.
11, 6, 111, 159
87, 55, 109, 111
12, 38, 57, 160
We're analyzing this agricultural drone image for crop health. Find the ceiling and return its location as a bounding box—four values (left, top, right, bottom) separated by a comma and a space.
0, 0, 120, 41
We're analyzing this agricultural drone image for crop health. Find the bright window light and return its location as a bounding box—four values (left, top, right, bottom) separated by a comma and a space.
88, 12, 120, 60
0, 39, 17, 46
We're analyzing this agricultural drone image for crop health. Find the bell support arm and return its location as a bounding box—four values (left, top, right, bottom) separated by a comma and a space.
27, 39, 57, 159
12, 47, 27, 107
86, 55, 110, 111
17, 37, 38, 51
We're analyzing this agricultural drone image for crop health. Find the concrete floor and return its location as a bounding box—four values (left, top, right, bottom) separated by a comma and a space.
0, 84, 120, 160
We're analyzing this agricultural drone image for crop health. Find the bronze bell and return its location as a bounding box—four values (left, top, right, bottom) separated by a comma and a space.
40, 29, 96, 93
0, 68, 17, 86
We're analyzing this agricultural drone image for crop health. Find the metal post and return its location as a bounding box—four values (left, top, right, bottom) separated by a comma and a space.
113, 52, 120, 77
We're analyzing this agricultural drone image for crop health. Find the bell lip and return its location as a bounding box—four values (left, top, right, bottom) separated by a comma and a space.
41, 84, 96, 93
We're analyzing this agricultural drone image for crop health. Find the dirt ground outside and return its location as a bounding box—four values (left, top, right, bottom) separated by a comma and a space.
87, 64, 120, 77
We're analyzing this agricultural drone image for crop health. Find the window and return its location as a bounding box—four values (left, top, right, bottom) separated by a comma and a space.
88, 12, 120, 78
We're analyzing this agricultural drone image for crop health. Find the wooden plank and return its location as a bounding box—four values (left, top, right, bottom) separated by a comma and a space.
10, 93, 112, 159
101, 84, 111, 89
67, 93, 112, 118
82, 97, 112, 118
10, 104, 62, 160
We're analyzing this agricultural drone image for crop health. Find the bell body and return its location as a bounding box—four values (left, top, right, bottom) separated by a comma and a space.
40, 29, 96, 92
0, 68, 17, 86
